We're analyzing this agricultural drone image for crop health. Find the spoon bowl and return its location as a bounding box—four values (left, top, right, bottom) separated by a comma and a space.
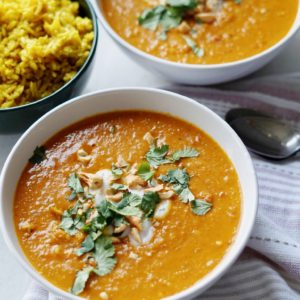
226, 109, 300, 160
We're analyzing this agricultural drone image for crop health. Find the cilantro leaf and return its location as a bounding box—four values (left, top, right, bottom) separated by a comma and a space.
138, 161, 155, 181
191, 199, 212, 216
160, 8, 182, 30
29, 146, 46, 164
68, 173, 84, 200
172, 147, 199, 161
111, 164, 123, 178
138, 6, 166, 30
71, 266, 94, 295
111, 183, 128, 191
59, 211, 77, 235
141, 192, 161, 217
93, 236, 116, 276
76, 234, 95, 256
109, 203, 143, 217
146, 144, 171, 168
179, 187, 195, 203
160, 168, 190, 185
183, 36, 204, 57
159, 169, 195, 203
115, 193, 142, 210
97, 198, 113, 219
138, 0, 198, 35
166, 0, 198, 8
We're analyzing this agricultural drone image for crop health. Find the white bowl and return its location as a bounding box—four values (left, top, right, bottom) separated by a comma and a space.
93, 0, 300, 85
0, 88, 258, 300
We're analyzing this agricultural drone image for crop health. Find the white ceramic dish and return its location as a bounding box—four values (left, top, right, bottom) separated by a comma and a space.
0, 88, 258, 300
93, 0, 300, 85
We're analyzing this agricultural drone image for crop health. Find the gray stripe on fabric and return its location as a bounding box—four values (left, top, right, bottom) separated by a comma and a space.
204, 274, 300, 299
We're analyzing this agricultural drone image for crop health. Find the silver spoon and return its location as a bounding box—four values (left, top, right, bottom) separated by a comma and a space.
225, 108, 300, 160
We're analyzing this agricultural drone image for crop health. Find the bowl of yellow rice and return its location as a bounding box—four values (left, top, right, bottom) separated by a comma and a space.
0, 0, 98, 131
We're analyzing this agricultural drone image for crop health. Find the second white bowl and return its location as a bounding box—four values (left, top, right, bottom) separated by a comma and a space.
93, 0, 300, 85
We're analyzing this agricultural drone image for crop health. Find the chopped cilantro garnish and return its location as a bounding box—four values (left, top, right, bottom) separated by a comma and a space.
138, 161, 155, 181
160, 168, 195, 203
145, 144, 171, 168
111, 164, 123, 178
191, 199, 212, 215
68, 173, 84, 200
63, 134, 211, 295
29, 146, 46, 164
141, 191, 161, 217
93, 236, 116, 276
76, 234, 95, 256
172, 147, 199, 161
71, 266, 94, 295
71, 236, 116, 295
111, 183, 128, 191
138, 0, 197, 33
183, 36, 204, 57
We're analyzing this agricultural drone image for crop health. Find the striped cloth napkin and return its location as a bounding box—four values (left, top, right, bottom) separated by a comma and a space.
24, 73, 300, 300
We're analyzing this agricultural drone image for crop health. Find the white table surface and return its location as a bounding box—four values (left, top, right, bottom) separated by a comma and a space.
1, 25, 300, 299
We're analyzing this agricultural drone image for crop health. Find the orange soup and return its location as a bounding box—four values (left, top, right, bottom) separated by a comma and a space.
101, 0, 298, 64
14, 111, 241, 299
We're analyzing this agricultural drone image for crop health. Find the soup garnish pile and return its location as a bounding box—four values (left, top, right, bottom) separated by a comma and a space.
15, 111, 241, 300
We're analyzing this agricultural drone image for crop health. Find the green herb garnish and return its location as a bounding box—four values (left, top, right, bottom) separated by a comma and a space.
172, 147, 199, 161
145, 144, 171, 168
191, 199, 212, 215
71, 266, 94, 295
183, 36, 204, 57
111, 164, 123, 178
29, 146, 46, 164
93, 236, 116, 276
76, 234, 95, 256
138, 0, 198, 33
68, 173, 84, 200
160, 168, 195, 203
111, 183, 128, 191
138, 161, 155, 181
71, 236, 116, 295
141, 191, 161, 217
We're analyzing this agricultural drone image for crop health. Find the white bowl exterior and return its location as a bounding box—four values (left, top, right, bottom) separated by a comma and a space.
0, 88, 258, 300
93, 0, 300, 85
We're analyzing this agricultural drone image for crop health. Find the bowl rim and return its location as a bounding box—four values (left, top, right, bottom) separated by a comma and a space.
0, 87, 258, 300
0, 0, 99, 113
93, 0, 300, 69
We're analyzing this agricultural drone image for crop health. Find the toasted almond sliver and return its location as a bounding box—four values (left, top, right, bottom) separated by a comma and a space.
77, 149, 92, 163
143, 132, 155, 144
111, 237, 122, 244
144, 184, 164, 193
114, 223, 128, 233
126, 216, 142, 231
131, 227, 142, 244
177, 21, 191, 33
158, 190, 175, 200
99, 292, 109, 300
129, 163, 138, 175
116, 154, 128, 168
124, 174, 145, 187
196, 12, 217, 23
106, 192, 123, 202
78, 172, 103, 189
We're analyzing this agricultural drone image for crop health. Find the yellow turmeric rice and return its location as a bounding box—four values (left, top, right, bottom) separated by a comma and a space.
0, 0, 94, 109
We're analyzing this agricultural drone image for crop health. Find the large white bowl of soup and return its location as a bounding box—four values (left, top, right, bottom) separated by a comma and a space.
93, 0, 300, 85
0, 88, 257, 300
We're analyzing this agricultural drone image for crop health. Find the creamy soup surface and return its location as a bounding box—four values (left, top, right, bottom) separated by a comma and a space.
101, 0, 298, 64
15, 111, 241, 300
